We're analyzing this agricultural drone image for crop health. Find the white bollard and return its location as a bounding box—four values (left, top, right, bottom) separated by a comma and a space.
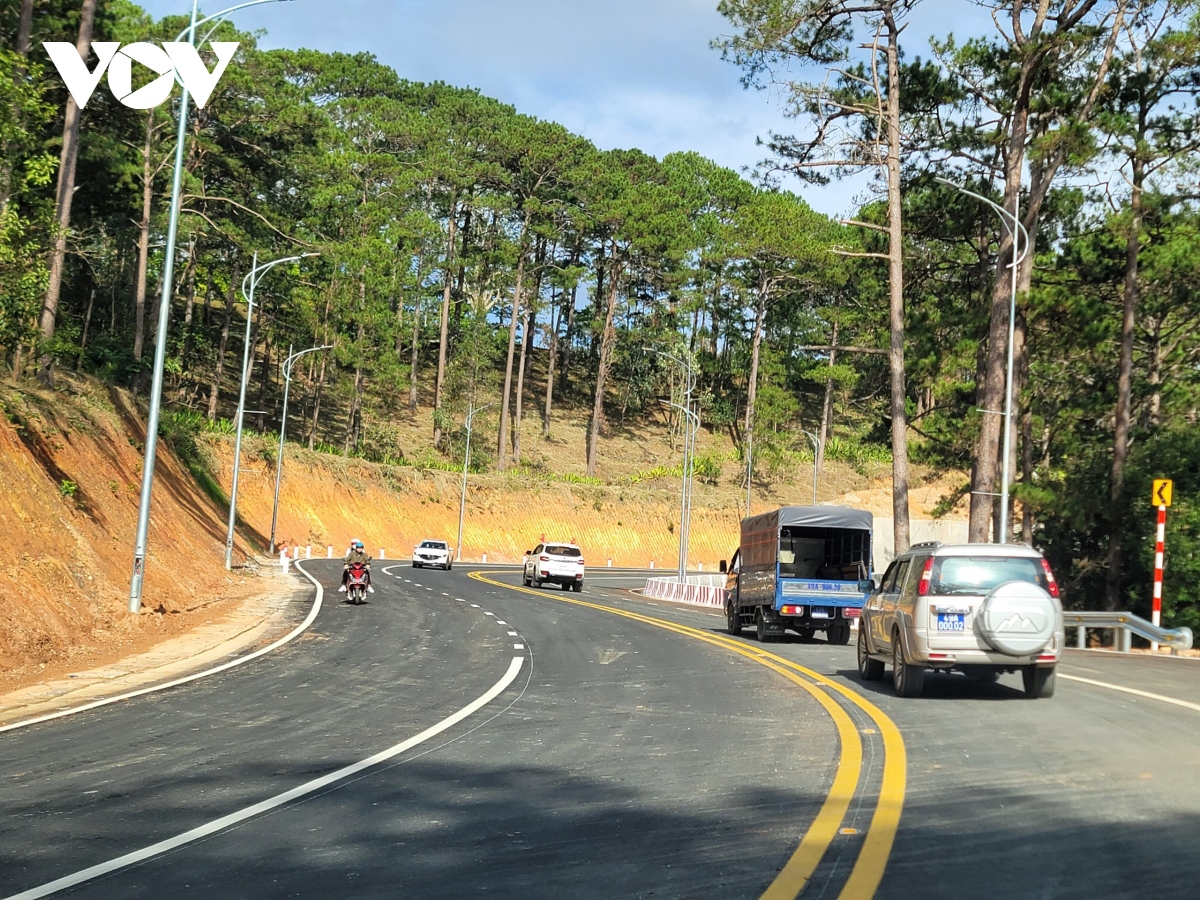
607, 558, 612, 567
481, 553, 487, 564
380, 549, 386, 559
327, 545, 333, 559
306, 545, 311, 559
698, 562, 703, 572
280, 549, 290, 574
650, 560, 655, 569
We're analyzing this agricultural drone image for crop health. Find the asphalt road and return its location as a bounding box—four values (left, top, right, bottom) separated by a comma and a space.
1, 562, 1198, 899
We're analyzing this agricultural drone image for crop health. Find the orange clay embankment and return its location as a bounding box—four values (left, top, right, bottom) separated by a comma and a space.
216, 432, 965, 569
0, 379, 264, 688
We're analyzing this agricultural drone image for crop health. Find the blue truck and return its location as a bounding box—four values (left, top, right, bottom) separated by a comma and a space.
721, 506, 874, 644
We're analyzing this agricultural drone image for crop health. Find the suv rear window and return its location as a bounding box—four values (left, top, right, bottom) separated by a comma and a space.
930, 556, 1048, 596
545, 545, 581, 557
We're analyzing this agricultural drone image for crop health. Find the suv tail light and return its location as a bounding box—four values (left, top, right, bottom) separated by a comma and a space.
917, 557, 935, 596
578, 559, 585, 565
1040, 558, 1060, 598
539, 555, 550, 562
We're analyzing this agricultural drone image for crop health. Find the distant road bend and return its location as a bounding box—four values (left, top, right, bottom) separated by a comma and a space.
1, 561, 1198, 899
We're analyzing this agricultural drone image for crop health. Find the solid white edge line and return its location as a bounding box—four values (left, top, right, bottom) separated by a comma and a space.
0, 562, 325, 735
6, 656, 526, 900
1059, 673, 1200, 714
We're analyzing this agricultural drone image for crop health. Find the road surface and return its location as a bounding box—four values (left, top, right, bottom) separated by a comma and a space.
1, 562, 1197, 898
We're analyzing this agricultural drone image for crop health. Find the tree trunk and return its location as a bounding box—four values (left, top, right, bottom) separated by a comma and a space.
558, 280, 578, 394
497, 217, 531, 467
1105, 160, 1144, 610
587, 252, 620, 477
0, 0, 36, 216
883, 8, 910, 554
543, 287, 560, 438
75, 287, 95, 371
344, 278, 366, 454
1147, 318, 1163, 428
255, 332, 271, 433
744, 287, 767, 509
207, 258, 238, 421
408, 297, 421, 413
40, 0, 99, 383
817, 321, 838, 477
309, 352, 326, 450
513, 299, 534, 463
433, 198, 458, 447
132, 109, 154, 381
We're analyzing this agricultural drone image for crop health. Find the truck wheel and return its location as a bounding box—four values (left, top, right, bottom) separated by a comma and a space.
892, 632, 925, 698
1022, 665, 1056, 699
725, 600, 742, 636
858, 627, 885, 681
829, 623, 852, 645
755, 608, 770, 643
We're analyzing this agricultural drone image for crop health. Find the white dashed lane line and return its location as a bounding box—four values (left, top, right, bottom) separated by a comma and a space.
514, 644, 525, 650
508, 631, 519, 636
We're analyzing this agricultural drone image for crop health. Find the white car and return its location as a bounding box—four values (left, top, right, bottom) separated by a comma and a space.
413, 539, 452, 570
523, 542, 585, 591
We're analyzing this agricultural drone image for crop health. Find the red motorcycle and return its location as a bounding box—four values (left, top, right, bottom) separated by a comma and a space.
346, 562, 370, 605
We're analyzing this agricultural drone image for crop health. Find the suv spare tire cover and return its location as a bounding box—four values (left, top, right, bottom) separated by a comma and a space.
976, 581, 1058, 656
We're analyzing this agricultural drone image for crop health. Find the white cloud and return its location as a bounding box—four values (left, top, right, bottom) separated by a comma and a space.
136, 0, 994, 217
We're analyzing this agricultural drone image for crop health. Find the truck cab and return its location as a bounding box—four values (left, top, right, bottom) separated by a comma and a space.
722, 506, 873, 644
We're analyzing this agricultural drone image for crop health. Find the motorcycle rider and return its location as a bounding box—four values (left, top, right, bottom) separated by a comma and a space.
339, 539, 374, 593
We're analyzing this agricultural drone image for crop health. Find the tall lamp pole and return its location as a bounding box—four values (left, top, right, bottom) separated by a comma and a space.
128, 0, 296, 613
456, 402, 493, 562
269, 343, 332, 553
936, 177, 1030, 543
645, 347, 697, 582
800, 429, 821, 506
224, 252, 317, 570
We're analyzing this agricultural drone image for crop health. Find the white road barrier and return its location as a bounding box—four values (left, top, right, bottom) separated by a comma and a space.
644, 574, 726, 608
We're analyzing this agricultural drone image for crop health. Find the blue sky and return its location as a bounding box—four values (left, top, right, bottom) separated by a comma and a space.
137, 0, 993, 217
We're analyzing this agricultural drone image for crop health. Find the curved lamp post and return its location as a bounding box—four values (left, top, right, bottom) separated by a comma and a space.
269, 343, 332, 554
645, 347, 697, 581
224, 251, 317, 570
456, 402, 493, 562
800, 429, 821, 507
936, 177, 1030, 544
128, 0, 297, 612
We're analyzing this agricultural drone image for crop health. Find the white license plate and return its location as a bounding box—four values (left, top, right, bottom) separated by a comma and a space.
937, 613, 965, 632
810, 607, 832, 619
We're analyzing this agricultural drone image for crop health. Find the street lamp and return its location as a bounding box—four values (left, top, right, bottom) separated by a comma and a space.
645, 347, 697, 582
935, 177, 1030, 544
128, 0, 297, 612
225, 251, 318, 570
800, 429, 821, 506
456, 402, 493, 562
269, 343, 332, 554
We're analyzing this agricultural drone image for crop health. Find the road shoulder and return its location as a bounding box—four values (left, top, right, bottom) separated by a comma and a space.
0, 565, 311, 727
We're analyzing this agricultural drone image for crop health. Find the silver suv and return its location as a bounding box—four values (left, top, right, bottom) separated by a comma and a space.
857, 542, 1064, 699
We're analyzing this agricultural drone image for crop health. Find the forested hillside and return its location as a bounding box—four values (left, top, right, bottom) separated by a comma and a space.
3, 0, 1200, 632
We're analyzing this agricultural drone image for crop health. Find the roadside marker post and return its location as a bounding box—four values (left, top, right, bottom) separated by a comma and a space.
326, 545, 332, 558
1151, 479, 1173, 652
279, 549, 289, 574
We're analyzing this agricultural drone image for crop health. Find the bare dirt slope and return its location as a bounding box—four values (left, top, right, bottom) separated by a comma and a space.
0, 378, 265, 689
0, 374, 967, 696
219, 429, 966, 568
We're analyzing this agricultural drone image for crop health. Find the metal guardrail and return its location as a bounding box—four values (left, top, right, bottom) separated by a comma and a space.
1065, 610, 1194, 654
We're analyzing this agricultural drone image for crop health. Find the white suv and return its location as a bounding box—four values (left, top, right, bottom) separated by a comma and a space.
413, 540, 451, 570
523, 542, 585, 591
858, 542, 1064, 698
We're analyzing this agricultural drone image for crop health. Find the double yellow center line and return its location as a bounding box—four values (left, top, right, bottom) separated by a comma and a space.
470, 571, 906, 900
